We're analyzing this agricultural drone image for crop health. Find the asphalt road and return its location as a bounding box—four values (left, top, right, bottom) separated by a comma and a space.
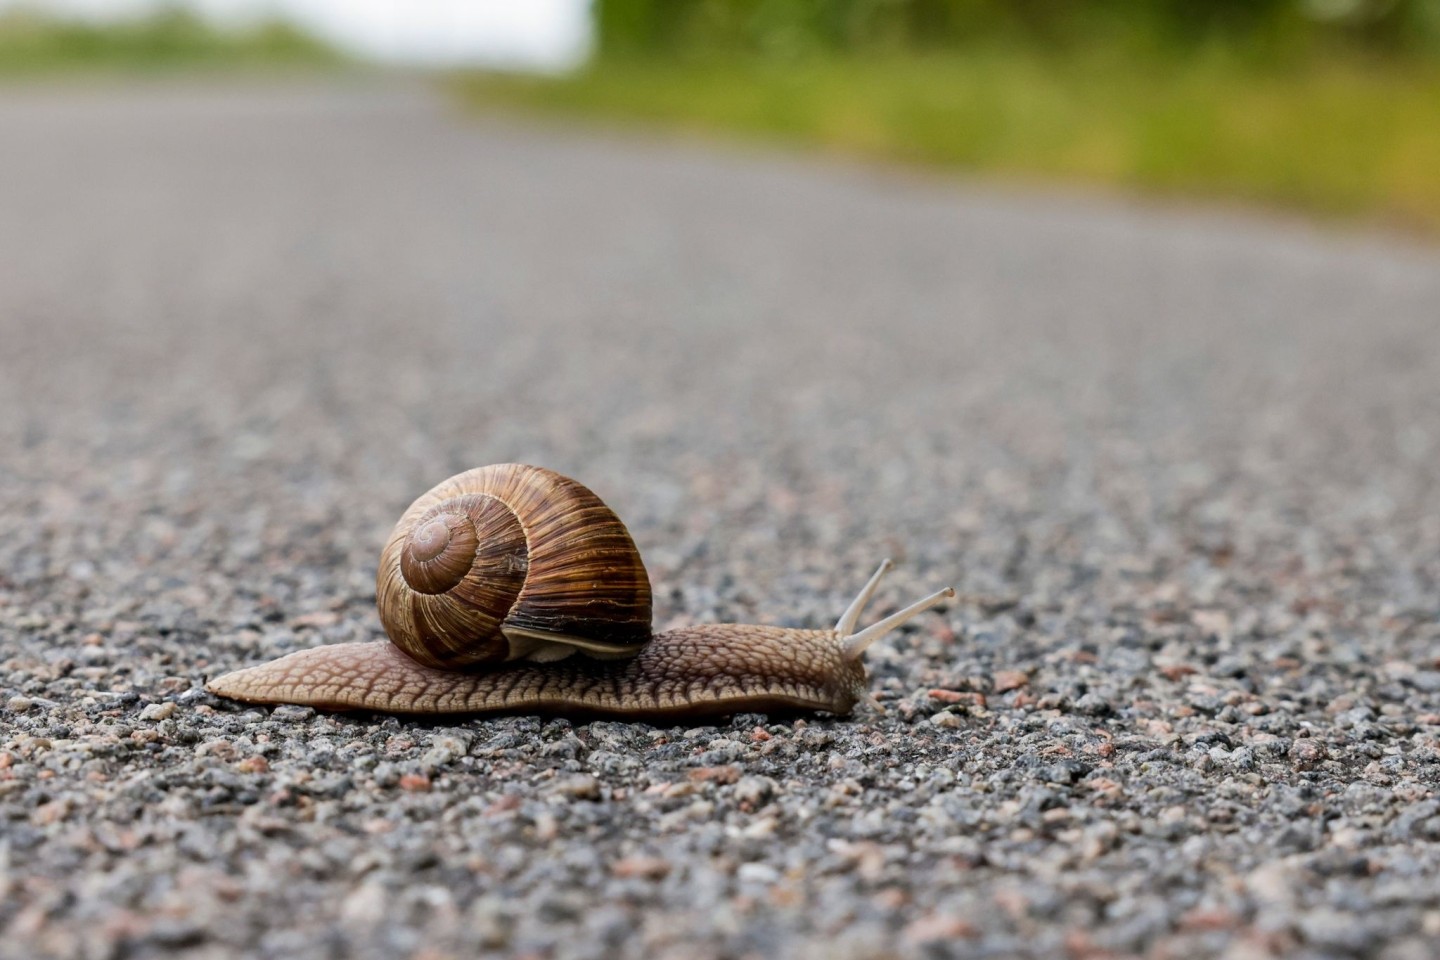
1, 81, 1438, 960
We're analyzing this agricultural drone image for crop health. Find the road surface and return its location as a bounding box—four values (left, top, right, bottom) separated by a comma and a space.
1, 81, 1438, 960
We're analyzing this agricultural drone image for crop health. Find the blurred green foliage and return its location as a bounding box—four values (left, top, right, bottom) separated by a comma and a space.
0, 7, 342, 74
596, 0, 1440, 61
461, 53, 1440, 227
457, 0, 1440, 232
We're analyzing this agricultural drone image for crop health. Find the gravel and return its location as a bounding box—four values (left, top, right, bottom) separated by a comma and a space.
2, 80, 1439, 960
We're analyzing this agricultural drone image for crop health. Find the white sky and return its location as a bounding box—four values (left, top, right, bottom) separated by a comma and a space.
1, 0, 594, 70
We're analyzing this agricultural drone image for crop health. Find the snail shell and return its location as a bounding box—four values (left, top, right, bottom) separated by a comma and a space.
207, 465, 955, 720
376, 464, 651, 669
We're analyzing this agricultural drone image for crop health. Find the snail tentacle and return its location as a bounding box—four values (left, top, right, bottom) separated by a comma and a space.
835, 558, 895, 636
841, 587, 957, 660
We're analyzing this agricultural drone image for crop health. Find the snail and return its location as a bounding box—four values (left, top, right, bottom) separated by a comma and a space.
206, 464, 953, 720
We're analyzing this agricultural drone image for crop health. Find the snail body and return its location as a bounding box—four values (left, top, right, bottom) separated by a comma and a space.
206, 465, 952, 720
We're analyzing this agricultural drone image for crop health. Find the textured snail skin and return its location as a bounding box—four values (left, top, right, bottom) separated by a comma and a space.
205, 625, 868, 719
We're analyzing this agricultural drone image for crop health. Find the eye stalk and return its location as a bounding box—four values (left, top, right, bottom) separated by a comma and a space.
835, 559, 956, 661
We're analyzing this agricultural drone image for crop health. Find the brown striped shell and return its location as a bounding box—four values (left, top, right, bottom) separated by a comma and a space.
375, 464, 652, 670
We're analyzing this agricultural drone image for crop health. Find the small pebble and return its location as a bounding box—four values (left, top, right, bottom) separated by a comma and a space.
733, 776, 775, 808
992, 671, 1029, 693
1290, 739, 1328, 767
904, 914, 977, 944
1074, 693, 1112, 716
138, 702, 175, 721
398, 773, 431, 792
554, 775, 602, 800
737, 863, 780, 884
612, 856, 671, 880
236, 756, 270, 774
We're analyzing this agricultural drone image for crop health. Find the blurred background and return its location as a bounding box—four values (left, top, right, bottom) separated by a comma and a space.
4, 5, 1440, 958
2, 0, 1438, 231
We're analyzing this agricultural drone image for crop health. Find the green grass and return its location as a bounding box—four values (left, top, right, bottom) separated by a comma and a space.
453, 51, 1440, 234
0, 9, 343, 76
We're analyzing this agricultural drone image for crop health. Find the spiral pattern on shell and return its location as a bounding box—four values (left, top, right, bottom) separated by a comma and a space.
375, 464, 652, 669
